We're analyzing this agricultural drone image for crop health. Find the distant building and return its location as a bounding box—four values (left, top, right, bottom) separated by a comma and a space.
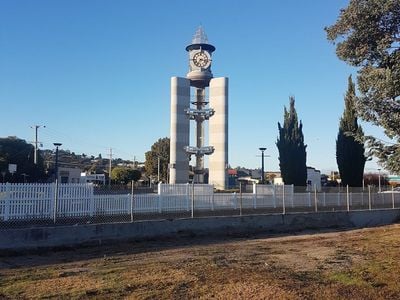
57, 167, 81, 183
273, 177, 284, 185
228, 168, 282, 187
80, 172, 106, 185
307, 167, 321, 191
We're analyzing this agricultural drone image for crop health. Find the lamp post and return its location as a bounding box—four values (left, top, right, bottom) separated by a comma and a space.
378, 168, 381, 192
53, 143, 62, 182
259, 147, 267, 184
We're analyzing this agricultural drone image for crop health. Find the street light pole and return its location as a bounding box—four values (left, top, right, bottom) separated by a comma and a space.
53, 143, 62, 182
259, 147, 267, 184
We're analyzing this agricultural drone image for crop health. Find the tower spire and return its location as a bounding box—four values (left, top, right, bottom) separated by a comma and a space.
192, 26, 209, 44
186, 26, 215, 53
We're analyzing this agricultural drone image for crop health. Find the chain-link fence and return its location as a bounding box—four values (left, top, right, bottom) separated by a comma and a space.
0, 182, 399, 229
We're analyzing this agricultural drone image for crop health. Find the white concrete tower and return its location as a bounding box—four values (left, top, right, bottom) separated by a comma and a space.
169, 77, 190, 183
169, 27, 228, 189
209, 77, 228, 190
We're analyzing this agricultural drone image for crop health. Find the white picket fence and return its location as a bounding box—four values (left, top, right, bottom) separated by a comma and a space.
0, 183, 291, 221
0, 183, 398, 222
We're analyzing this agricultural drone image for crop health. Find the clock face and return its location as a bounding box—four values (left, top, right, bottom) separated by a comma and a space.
193, 52, 209, 68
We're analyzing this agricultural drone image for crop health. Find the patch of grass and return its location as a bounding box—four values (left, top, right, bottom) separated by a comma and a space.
329, 272, 367, 287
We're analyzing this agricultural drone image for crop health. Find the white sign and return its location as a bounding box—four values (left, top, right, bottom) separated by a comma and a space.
8, 164, 17, 174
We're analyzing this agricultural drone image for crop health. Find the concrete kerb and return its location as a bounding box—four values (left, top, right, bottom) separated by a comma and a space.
0, 209, 399, 251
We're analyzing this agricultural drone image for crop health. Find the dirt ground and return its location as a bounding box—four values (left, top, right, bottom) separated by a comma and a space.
1, 224, 400, 299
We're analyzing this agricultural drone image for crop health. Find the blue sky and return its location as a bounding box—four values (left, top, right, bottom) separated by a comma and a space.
0, 0, 386, 174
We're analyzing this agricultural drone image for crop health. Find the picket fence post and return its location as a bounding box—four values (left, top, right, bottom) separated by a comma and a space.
253, 183, 257, 209
4, 182, 11, 221
53, 180, 58, 224
89, 184, 95, 217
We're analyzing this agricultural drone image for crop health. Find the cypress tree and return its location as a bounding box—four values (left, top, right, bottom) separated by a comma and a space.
336, 76, 366, 187
276, 97, 307, 186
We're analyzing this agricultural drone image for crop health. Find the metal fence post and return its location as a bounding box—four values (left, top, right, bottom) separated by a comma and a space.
158, 190, 162, 214
273, 184, 276, 208
282, 184, 286, 215
191, 181, 194, 218
361, 189, 364, 207
308, 192, 311, 207
392, 185, 395, 209
314, 185, 318, 212
53, 180, 58, 224
239, 182, 243, 216
253, 183, 257, 209
291, 184, 294, 208
130, 180, 134, 222
186, 183, 190, 211
323, 192, 326, 207
368, 185, 372, 210
211, 185, 215, 211
346, 185, 350, 212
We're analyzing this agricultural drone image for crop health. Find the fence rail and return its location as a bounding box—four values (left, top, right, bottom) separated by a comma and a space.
0, 182, 399, 228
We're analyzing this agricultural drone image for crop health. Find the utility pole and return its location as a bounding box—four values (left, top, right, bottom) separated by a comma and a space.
31, 125, 45, 164
109, 148, 112, 187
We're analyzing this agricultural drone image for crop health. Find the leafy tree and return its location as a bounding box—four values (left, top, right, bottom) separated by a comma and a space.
276, 97, 307, 186
337, 76, 367, 186
111, 166, 141, 184
0, 137, 47, 182
130, 169, 142, 182
111, 167, 128, 184
145, 137, 170, 182
326, 0, 400, 173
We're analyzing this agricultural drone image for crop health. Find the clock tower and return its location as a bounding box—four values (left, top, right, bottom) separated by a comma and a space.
169, 27, 228, 189
186, 28, 215, 88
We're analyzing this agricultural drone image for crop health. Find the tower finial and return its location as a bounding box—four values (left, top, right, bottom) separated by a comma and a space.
192, 26, 209, 44
186, 26, 215, 52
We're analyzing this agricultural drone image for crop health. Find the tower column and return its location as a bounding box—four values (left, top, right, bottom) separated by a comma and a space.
195, 88, 206, 183
169, 77, 190, 183
209, 77, 228, 190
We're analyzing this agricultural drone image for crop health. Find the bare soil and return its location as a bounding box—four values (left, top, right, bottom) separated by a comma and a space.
1, 224, 400, 299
